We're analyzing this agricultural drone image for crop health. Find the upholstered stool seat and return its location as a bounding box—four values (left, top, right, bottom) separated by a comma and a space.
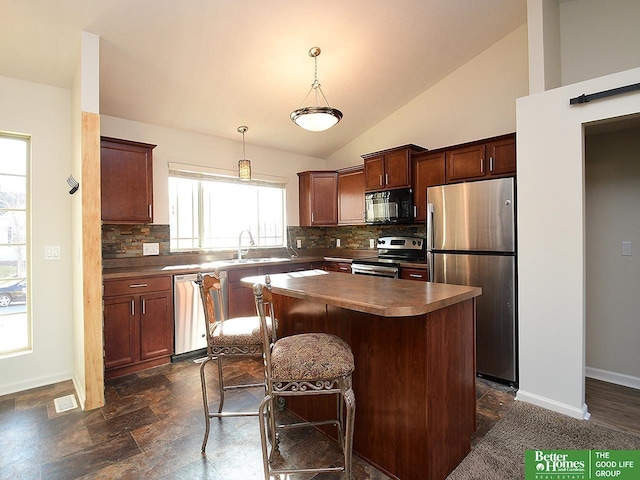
210, 316, 274, 348
254, 280, 356, 479
270, 333, 354, 380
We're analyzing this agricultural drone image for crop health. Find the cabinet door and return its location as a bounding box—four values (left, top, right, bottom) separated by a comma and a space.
139, 291, 173, 360
100, 137, 155, 223
310, 172, 338, 225
364, 156, 385, 191
228, 267, 261, 318
384, 148, 411, 189
413, 151, 445, 222
486, 136, 516, 177
445, 144, 486, 183
338, 167, 365, 225
103, 295, 138, 369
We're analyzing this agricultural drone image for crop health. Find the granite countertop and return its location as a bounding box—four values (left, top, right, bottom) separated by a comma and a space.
241, 270, 480, 317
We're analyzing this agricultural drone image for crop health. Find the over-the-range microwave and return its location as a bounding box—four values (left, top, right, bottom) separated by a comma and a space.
364, 188, 414, 224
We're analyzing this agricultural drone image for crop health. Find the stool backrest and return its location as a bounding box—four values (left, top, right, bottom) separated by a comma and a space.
253, 281, 275, 376
196, 271, 226, 356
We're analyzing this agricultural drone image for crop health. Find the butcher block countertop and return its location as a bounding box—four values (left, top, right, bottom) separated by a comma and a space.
241, 269, 481, 317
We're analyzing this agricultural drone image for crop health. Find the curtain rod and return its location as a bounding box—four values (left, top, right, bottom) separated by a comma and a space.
570, 82, 640, 105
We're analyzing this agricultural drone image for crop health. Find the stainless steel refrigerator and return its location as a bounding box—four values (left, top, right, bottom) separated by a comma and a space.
427, 177, 517, 385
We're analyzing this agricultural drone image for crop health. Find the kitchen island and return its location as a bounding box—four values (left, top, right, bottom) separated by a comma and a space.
241, 270, 482, 480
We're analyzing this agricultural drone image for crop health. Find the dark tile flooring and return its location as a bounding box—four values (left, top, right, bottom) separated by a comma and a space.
0, 356, 516, 479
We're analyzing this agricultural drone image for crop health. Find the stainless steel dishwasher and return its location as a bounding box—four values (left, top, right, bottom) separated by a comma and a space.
173, 271, 228, 356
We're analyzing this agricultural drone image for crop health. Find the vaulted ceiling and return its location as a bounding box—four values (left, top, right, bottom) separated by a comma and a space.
0, 0, 526, 158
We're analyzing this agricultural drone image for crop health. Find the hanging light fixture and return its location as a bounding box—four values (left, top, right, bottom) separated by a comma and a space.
290, 47, 343, 132
237, 125, 251, 181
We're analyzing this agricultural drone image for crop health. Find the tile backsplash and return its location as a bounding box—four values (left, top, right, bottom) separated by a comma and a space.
102, 223, 425, 259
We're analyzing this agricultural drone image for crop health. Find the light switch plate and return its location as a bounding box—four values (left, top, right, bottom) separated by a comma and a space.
44, 245, 61, 260
143, 242, 160, 256
369, 239, 375, 248
336, 239, 341, 247
622, 241, 632, 256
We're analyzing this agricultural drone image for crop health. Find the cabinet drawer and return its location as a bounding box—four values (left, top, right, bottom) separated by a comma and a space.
400, 267, 428, 281
104, 276, 171, 296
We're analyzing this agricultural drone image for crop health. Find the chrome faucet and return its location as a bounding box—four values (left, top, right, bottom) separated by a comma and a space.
237, 230, 255, 260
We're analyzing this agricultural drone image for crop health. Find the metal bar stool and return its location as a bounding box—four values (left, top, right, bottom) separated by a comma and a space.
253, 279, 356, 479
195, 271, 274, 452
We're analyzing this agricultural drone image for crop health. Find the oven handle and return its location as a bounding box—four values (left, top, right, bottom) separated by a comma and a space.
351, 263, 399, 276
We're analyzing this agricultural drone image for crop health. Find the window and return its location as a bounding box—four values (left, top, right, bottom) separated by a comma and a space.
0, 133, 30, 356
169, 167, 286, 251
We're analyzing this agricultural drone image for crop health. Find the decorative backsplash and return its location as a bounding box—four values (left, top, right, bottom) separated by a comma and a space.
287, 224, 425, 250
102, 224, 171, 258
102, 223, 426, 259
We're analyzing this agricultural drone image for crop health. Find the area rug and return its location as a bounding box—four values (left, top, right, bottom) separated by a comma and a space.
447, 401, 640, 479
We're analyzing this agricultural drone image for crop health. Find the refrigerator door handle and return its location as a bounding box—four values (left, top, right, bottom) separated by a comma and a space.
427, 251, 434, 282
426, 203, 434, 251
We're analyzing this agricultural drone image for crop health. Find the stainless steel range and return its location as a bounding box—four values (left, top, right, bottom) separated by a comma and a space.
351, 236, 426, 278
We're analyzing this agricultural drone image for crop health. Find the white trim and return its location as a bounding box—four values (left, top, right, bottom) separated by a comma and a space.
168, 161, 287, 185
0, 371, 72, 397
585, 366, 640, 390
515, 390, 590, 420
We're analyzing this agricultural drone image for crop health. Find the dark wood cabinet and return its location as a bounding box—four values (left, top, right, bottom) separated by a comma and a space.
337, 166, 365, 225
298, 171, 338, 226
412, 151, 446, 222
103, 275, 173, 379
100, 136, 156, 224
445, 133, 516, 183
228, 263, 300, 317
399, 266, 428, 281
362, 145, 426, 191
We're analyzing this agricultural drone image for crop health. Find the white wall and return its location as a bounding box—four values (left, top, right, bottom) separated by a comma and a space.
326, 24, 529, 169
560, 0, 640, 86
585, 127, 640, 387
100, 116, 326, 228
0, 76, 74, 395
516, 67, 640, 419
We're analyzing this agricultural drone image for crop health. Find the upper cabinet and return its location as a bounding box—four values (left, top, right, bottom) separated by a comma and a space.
362, 145, 426, 191
412, 151, 445, 223
298, 171, 338, 226
337, 165, 365, 225
100, 137, 156, 224
445, 133, 515, 183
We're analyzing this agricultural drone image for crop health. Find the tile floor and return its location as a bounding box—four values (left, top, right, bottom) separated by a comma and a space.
0, 356, 516, 479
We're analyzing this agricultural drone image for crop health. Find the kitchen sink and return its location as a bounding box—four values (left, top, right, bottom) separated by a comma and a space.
224, 257, 291, 264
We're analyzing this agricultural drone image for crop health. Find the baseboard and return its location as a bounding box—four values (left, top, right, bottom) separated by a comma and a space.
0, 371, 72, 397
585, 367, 640, 390
71, 372, 86, 410
515, 390, 589, 420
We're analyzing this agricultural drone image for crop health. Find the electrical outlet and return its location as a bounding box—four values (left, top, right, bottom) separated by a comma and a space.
296, 239, 302, 248
336, 238, 341, 247
369, 239, 375, 249
143, 242, 160, 256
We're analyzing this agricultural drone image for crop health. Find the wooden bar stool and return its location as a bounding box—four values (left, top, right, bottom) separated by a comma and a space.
195, 271, 274, 452
253, 279, 356, 479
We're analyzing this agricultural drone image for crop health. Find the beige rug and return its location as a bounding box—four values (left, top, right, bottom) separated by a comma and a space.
447, 401, 640, 479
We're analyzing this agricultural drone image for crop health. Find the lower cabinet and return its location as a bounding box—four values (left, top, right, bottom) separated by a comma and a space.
103, 275, 173, 379
399, 267, 428, 281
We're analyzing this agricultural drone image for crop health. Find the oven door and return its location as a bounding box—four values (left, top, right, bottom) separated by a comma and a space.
351, 263, 399, 278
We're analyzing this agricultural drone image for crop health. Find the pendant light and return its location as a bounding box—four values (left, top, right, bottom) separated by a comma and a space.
290, 47, 343, 132
237, 125, 251, 181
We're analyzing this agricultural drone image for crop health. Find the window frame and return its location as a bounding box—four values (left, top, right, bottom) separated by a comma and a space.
168, 165, 287, 252
0, 132, 31, 358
